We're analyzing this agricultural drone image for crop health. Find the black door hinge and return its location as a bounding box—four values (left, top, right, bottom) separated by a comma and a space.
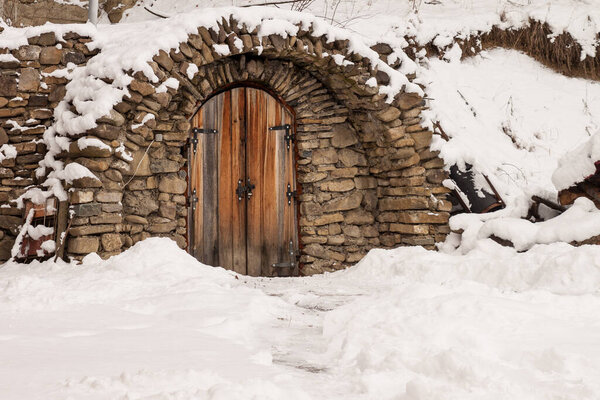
269, 124, 294, 150
286, 183, 297, 205
191, 188, 198, 211
190, 128, 218, 154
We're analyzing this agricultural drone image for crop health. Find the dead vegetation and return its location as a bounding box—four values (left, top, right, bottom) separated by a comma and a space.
404, 19, 600, 81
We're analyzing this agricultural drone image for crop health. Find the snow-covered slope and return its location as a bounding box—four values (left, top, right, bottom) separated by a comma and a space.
425, 48, 600, 204
2, 238, 600, 399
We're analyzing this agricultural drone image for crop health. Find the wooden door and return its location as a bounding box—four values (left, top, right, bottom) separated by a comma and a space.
189, 87, 297, 276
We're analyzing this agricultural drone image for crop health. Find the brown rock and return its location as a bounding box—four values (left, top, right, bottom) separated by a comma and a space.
147, 221, 177, 233
344, 209, 374, 225
30, 108, 52, 119
16, 45, 41, 61
339, 149, 367, 167
17, 68, 40, 92
125, 149, 152, 176
123, 191, 159, 216
390, 223, 429, 234
125, 215, 149, 225
69, 141, 112, 158
130, 79, 155, 96
153, 50, 174, 71
379, 197, 429, 211
398, 92, 424, 111
0, 239, 12, 261
69, 224, 114, 236
0, 128, 8, 146
0, 215, 22, 235
376, 107, 401, 122
354, 176, 377, 189
397, 211, 449, 224
68, 237, 99, 254
330, 125, 358, 148
320, 179, 355, 192
410, 131, 433, 150
70, 190, 94, 204
298, 171, 327, 183
101, 233, 122, 252
159, 201, 177, 219
40, 47, 62, 65
159, 175, 186, 194
312, 213, 344, 226
97, 109, 125, 126
0, 76, 17, 97
95, 191, 122, 203
323, 192, 363, 212
312, 148, 338, 164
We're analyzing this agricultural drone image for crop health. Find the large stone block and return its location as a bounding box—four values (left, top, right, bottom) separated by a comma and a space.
323, 192, 363, 212
101, 233, 122, 252
379, 197, 429, 211
40, 47, 62, 65
123, 191, 159, 216
159, 175, 186, 194
68, 237, 99, 254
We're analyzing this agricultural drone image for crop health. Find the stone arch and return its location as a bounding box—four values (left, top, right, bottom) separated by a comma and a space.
59, 16, 451, 274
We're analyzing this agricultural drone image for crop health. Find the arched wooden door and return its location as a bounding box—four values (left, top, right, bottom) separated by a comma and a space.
188, 87, 298, 277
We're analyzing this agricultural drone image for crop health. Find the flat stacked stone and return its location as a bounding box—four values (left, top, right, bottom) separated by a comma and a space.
0, 18, 450, 273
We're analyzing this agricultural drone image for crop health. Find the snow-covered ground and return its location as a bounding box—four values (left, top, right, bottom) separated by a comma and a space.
2, 238, 600, 399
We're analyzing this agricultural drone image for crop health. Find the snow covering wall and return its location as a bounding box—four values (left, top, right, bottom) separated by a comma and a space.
0, 31, 96, 260
0, 9, 450, 273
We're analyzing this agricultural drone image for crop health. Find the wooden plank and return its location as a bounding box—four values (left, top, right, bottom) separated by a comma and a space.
245, 88, 266, 277
231, 87, 247, 275
218, 90, 233, 270
261, 92, 279, 277
201, 93, 223, 266
191, 109, 204, 260
283, 106, 298, 276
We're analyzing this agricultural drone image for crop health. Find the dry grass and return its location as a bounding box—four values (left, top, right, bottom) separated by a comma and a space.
404, 19, 600, 81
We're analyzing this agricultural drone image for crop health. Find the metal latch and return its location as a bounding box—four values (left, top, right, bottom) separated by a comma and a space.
190, 128, 218, 154
286, 183, 297, 205
236, 178, 256, 201
268, 124, 293, 150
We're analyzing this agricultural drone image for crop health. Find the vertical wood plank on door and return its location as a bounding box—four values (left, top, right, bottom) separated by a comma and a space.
201, 93, 223, 266
261, 92, 280, 276
218, 90, 233, 270
231, 87, 247, 275
246, 88, 266, 277
283, 108, 297, 275
191, 109, 204, 260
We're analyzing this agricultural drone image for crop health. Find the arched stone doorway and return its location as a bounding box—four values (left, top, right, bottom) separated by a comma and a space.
188, 85, 298, 276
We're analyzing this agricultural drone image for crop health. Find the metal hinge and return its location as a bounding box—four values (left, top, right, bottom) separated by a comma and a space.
268, 124, 293, 150
286, 183, 297, 205
190, 128, 218, 154
272, 240, 298, 273
191, 188, 198, 211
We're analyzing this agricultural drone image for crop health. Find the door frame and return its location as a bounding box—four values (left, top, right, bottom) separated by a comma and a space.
185, 82, 302, 274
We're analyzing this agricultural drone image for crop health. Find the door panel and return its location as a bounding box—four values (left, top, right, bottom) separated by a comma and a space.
245, 88, 267, 277
190, 87, 297, 276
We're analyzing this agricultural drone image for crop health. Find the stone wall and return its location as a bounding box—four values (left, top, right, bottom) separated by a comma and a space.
0, 30, 96, 259
0, 0, 137, 26
0, 18, 451, 274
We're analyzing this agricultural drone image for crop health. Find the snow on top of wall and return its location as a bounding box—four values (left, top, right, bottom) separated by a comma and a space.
120, 0, 600, 61
552, 130, 600, 191
3, 7, 417, 207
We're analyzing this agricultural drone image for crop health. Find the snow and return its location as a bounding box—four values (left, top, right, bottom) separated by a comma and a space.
424, 48, 600, 206
553, 130, 600, 190
0, 144, 17, 163
185, 62, 198, 79
452, 197, 600, 251
1, 237, 600, 399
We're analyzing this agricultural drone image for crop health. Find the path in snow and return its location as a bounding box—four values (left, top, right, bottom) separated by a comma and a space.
2, 238, 600, 399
